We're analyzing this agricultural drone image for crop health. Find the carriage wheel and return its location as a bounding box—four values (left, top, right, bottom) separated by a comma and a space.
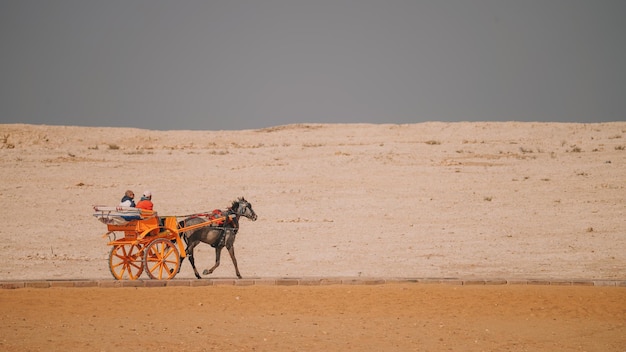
143, 238, 180, 280
108, 244, 144, 280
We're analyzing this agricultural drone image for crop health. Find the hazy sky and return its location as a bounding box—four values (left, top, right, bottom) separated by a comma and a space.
1, 0, 624, 130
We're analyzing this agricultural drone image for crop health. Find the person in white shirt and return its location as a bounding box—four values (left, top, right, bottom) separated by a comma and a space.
119, 190, 136, 207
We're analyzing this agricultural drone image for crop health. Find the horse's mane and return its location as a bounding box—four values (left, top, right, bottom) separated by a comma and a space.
230, 197, 247, 210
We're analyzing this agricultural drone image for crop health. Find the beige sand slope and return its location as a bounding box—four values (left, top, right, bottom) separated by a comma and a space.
0, 122, 624, 281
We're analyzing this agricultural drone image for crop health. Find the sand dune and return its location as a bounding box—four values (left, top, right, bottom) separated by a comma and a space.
0, 122, 624, 281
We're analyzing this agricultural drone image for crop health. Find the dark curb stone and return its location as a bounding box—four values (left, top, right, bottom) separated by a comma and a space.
418, 278, 445, 284
48, 281, 76, 288
549, 280, 573, 286
592, 281, 616, 287
144, 280, 168, 287
571, 281, 594, 286
190, 280, 213, 287
98, 280, 122, 288
342, 279, 386, 285
506, 280, 528, 285
122, 280, 144, 287
73, 281, 98, 288
213, 279, 236, 286
2, 278, 625, 289
25, 281, 51, 288
463, 280, 486, 285
1, 282, 24, 289
528, 280, 551, 285
166, 280, 192, 287
234, 279, 256, 286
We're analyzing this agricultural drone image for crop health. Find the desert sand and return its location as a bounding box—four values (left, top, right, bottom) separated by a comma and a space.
1, 284, 624, 351
1, 122, 625, 350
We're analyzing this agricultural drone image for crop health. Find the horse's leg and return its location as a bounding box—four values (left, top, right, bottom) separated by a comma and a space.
177, 237, 186, 273
186, 241, 202, 279
226, 245, 241, 279
223, 231, 241, 279
203, 246, 222, 275
177, 254, 184, 273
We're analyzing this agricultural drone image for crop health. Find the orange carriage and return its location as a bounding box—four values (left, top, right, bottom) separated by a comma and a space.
93, 206, 225, 280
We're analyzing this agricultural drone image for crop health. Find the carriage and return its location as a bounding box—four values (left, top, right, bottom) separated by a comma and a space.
94, 197, 257, 280
93, 206, 231, 280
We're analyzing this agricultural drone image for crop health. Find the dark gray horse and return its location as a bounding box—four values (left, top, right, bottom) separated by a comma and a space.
180, 197, 257, 279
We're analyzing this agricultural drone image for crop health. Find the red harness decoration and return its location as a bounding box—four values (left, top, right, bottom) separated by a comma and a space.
209, 209, 225, 225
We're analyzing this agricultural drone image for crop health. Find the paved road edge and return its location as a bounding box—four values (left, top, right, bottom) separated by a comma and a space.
1, 277, 625, 289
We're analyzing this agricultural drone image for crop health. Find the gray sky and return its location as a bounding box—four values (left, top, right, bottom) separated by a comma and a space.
1, 0, 624, 130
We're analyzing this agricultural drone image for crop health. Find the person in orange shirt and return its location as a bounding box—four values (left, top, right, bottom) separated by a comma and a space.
136, 190, 162, 232
136, 190, 154, 210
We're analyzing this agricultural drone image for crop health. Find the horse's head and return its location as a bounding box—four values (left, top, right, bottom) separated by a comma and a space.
231, 197, 257, 221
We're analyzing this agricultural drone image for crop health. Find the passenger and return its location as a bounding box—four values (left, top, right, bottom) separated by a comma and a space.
136, 190, 154, 210
136, 190, 162, 230
118, 190, 136, 207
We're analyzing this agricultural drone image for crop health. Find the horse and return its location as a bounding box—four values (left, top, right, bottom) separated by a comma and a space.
179, 197, 257, 279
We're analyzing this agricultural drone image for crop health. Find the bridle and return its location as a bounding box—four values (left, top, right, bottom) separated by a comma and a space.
230, 201, 257, 221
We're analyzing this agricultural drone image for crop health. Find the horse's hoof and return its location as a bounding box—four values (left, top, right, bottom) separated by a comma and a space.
202, 269, 210, 275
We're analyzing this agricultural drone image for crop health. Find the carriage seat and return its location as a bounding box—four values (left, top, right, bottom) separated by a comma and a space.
93, 206, 156, 225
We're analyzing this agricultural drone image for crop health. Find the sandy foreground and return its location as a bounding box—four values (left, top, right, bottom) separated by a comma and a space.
0, 284, 624, 352
1, 122, 625, 350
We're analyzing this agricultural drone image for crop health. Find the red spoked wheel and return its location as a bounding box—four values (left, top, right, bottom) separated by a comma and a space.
108, 244, 144, 280
143, 238, 181, 280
